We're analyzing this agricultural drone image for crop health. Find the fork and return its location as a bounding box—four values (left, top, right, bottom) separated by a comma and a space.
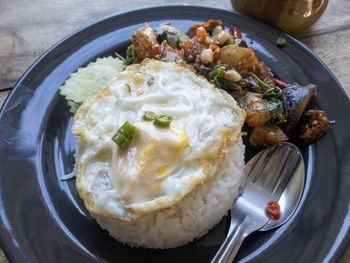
211, 142, 303, 263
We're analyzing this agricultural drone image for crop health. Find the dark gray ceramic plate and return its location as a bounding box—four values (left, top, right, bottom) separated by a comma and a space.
0, 5, 349, 263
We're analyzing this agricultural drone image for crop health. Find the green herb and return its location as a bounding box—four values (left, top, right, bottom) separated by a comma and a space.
114, 52, 127, 64
209, 66, 237, 90
247, 72, 269, 90
143, 111, 157, 121
158, 32, 168, 43
268, 99, 287, 125
209, 66, 226, 80
224, 38, 234, 45
263, 87, 283, 100
124, 83, 131, 93
111, 121, 139, 150
154, 115, 173, 127
276, 37, 288, 48
126, 44, 135, 64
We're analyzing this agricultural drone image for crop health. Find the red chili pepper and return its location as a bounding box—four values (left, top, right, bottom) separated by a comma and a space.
266, 200, 281, 220
274, 78, 287, 89
196, 26, 208, 44
151, 44, 160, 57
229, 27, 242, 39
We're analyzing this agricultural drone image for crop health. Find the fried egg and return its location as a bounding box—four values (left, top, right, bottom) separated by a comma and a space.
73, 59, 245, 221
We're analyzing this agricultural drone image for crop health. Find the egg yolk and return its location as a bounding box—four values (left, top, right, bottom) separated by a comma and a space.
112, 122, 188, 203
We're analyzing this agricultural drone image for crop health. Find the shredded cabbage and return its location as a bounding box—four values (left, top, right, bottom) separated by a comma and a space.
60, 56, 125, 112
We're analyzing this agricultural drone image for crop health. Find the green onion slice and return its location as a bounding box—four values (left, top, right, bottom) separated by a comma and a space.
276, 37, 288, 48
154, 115, 173, 127
111, 121, 139, 149
118, 121, 139, 139
143, 111, 157, 121
111, 132, 130, 150
124, 83, 131, 93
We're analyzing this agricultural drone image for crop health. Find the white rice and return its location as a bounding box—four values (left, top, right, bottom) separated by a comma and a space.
93, 139, 245, 249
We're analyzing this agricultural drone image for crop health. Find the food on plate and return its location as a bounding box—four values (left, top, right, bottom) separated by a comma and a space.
61, 20, 330, 146
121, 20, 329, 146
299, 110, 330, 143
71, 60, 246, 248
249, 125, 288, 147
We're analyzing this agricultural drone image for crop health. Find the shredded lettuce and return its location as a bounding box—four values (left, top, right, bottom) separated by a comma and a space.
60, 56, 125, 112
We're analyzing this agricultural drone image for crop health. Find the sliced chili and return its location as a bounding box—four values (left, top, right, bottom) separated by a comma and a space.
151, 44, 160, 57
274, 78, 287, 89
229, 27, 242, 39
266, 200, 281, 220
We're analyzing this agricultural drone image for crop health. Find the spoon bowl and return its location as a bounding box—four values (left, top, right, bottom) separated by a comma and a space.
260, 154, 305, 231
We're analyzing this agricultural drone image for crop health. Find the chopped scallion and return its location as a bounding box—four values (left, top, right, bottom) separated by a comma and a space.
154, 115, 173, 127
124, 83, 131, 93
111, 132, 130, 150
276, 37, 288, 48
143, 111, 157, 121
111, 121, 139, 150
118, 121, 139, 139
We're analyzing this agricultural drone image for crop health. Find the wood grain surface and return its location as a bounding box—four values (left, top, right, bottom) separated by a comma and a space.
0, 0, 349, 262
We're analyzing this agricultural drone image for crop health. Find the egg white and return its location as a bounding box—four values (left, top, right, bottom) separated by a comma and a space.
73, 59, 245, 220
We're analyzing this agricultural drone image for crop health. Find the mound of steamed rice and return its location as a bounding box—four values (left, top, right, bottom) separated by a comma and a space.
93, 140, 245, 249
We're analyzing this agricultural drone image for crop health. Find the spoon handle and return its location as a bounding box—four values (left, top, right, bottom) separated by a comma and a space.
211, 217, 249, 263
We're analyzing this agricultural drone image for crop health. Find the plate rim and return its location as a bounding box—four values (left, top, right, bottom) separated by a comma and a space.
0, 5, 349, 263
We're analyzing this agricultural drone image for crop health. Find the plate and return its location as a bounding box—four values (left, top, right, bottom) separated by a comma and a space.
0, 6, 349, 263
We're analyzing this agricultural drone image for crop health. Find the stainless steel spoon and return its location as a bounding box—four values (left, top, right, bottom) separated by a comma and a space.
211, 142, 305, 263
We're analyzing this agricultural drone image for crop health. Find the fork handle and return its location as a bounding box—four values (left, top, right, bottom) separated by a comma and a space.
211, 218, 249, 263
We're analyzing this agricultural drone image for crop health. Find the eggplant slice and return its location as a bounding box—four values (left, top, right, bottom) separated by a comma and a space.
282, 83, 317, 133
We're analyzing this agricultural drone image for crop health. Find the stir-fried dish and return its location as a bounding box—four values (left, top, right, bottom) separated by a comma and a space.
115, 19, 329, 146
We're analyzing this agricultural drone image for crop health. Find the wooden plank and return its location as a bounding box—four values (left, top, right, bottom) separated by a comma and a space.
0, 250, 8, 263
2, 0, 348, 90
300, 28, 350, 96
0, 91, 10, 107
0, 0, 231, 90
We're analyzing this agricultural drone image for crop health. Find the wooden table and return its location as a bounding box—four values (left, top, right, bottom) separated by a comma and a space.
0, 0, 349, 262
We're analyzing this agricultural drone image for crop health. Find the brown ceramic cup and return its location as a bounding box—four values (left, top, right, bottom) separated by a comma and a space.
231, 0, 329, 34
